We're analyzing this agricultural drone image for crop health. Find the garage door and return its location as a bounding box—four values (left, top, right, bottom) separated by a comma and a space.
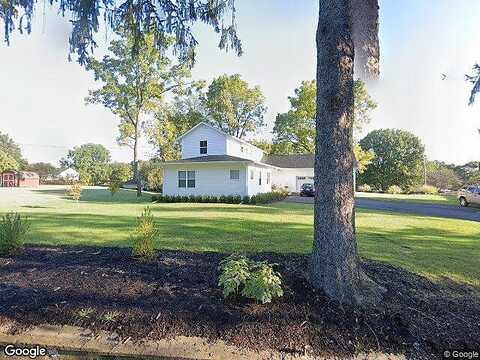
296, 176, 314, 192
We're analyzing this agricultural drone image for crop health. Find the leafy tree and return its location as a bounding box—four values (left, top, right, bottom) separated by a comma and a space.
353, 144, 375, 174
86, 29, 192, 197
358, 129, 425, 191
140, 161, 163, 192
0, 131, 26, 169
1, 1, 241, 66
426, 161, 462, 190
273, 79, 376, 153
205, 74, 266, 139
147, 83, 206, 161
26, 162, 58, 182
108, 162, 133, 196
0, 150, 18, 173
60, 144, 111, 185
248, 139, 295, 155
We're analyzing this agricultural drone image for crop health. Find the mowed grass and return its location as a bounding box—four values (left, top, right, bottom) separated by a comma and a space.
1, 186, 479, 288
356, 191, 460, 206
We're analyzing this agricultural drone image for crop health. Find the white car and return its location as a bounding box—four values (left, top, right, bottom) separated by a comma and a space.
458, 186, 480, 207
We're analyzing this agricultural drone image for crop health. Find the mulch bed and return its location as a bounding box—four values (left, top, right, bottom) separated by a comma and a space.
0, 246, 479, 359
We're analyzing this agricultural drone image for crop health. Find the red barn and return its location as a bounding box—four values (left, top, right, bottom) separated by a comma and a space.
1, 171, 40, 188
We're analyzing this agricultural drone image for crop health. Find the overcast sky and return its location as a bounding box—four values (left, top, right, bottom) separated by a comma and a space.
0, 0, 479, 166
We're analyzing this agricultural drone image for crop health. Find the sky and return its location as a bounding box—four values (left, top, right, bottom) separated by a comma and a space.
0, 0, 479, 166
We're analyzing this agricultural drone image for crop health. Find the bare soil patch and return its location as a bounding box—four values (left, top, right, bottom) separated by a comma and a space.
0, 246, 478, 359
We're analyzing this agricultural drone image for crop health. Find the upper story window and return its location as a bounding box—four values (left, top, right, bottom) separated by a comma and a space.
200, 140, 208, 154
230, 169, 240, 180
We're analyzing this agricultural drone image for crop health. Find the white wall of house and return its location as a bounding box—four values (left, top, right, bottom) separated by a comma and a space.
226, 138, 264, 162
246, 165, 273, 196
272, 168, 314, 192
180, 124, 227, 159
163, 163, 248, 196
179, 123, 265, 162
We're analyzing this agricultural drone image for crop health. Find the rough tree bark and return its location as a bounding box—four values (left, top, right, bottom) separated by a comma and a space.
310, 0, 384, 306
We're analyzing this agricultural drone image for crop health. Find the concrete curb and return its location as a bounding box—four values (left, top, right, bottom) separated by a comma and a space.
0, 323, 405, 360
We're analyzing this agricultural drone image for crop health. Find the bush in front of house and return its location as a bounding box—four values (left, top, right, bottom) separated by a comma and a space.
218, 254, 283, 304
131, 207, 158, 261
0, 212, 30, 255
66, 183, 83, 200
357, 184, 372, 192
386, 185, 403, 194
151, 191, 287, 205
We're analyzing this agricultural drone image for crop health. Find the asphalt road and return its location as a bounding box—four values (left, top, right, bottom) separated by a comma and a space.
285, 196, 480, 222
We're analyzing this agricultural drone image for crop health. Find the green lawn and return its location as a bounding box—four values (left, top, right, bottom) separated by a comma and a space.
356, 191, 460, 206
1, 186, 479, 288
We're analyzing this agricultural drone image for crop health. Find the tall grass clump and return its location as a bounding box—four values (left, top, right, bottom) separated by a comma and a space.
0, 212, 30, 255
131, 207, 158, 261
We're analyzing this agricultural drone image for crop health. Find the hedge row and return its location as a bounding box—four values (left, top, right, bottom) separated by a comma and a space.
151, 191, 288, 205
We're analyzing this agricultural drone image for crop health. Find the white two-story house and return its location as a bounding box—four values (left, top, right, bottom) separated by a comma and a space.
161, 122, 315, 197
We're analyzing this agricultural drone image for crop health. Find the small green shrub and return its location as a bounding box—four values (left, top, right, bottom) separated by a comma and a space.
218, 254, 251, 298
101, 311, 120, 322
66, 183, 83, 200
218, 254, 283, 304
386, 185, 403, 195
77, 307, 95, 319
241, 263, 284, 304
250, 195, 257, 205
358, 184, 372, 192
0, 212, 30, 255
131, 207, 158, 261
242, 195, 250, 204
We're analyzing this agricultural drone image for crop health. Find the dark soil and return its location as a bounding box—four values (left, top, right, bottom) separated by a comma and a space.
0, 246, 479, 359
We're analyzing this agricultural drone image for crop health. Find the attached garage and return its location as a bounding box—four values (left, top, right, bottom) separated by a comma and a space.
1, 171, 40, 188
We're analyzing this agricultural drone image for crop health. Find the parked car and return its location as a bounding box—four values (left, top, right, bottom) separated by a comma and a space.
458, 185, 480, 207
300, 183, 315, 197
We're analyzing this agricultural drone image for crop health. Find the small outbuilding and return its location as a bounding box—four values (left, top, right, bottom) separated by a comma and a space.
1, 170, 40, 188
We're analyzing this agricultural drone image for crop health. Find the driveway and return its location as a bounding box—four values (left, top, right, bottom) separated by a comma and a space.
285, 196, 480, 222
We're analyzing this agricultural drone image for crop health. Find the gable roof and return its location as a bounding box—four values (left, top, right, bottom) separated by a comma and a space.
176, 122, 266, 154
262, 154, 315, 168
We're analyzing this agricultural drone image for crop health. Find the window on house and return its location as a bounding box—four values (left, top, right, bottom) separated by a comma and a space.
187, 171, 196, 188
241, 146, 244, 153
259, 171, 262, 186
178, 171, 196, 188
200, 140, 208, 154
250, 170, 254, 180
267, 172, 270, 184
230, 169, 240, 180
178, 171, 186, 188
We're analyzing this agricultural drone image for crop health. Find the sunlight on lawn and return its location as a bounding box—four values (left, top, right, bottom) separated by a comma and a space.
1, 186, 479, 288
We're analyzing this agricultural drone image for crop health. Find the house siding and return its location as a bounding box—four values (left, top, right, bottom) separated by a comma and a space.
163, 163, 248, 196
181, 124, 227, 159
226, 138, 264, 162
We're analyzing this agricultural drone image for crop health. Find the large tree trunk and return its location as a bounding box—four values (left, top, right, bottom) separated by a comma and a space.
133, 126, 142, 197
310, 0, 383, 306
